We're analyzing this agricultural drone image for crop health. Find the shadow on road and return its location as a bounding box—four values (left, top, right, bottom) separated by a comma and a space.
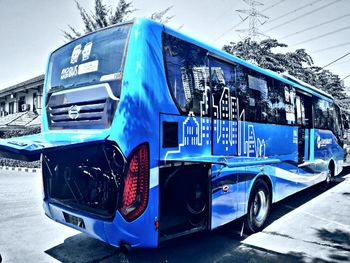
45, 168, 350, 263
267, 167, 348, 227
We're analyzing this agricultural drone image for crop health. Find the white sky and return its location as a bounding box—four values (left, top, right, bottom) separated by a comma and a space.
0, 0, 350, 89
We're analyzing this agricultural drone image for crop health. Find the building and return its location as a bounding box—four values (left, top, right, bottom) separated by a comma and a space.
346, 85, 350, 97
0, 75, 44, 128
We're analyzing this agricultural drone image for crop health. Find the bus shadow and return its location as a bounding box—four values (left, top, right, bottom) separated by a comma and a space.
45, 234, 119, 262
45, 168, 350, 263
266, 168, 348, 228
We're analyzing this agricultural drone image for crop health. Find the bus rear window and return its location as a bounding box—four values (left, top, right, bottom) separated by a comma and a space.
47, 24, 131, 94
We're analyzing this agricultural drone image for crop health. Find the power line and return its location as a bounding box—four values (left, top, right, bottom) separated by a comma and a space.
265, 0, 320, 25
311, 41, 350, 54
280, 13, 350, 40
342, 74, 350, 81
325, 59, 350, 68
213, 0, 284, 42
330, 59, 350, 66
261, 0, 288, 12
322, 52, 350, 69
262, 0, 276, 6
264, 0, 342, 33
292, 25, 350, 46
213, 18, 248, 42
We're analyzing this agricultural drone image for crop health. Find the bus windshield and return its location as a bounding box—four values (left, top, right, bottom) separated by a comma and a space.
47, 23, 131, 94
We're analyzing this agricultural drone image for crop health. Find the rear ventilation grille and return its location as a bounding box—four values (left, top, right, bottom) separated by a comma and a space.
49, 99, 106, 123
46, 84, 118, 129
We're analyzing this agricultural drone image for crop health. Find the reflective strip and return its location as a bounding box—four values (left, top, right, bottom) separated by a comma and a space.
149, 167, 159, 189
53, 83, 119, 101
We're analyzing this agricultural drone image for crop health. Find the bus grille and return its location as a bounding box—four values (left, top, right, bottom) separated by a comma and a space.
47, 84, 117, 129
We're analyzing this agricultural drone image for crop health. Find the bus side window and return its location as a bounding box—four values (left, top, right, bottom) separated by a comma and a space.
333, 105, 343, 142
238, 71, 290, 125
163, 33, 209, 116
237, 69, 271, 123
247, 74, 269, 122
313, 97, 335, 132
236, 65, 249, 120
298, 94, 312, 128
270, 81, 294, 125
209, 57, 237, 120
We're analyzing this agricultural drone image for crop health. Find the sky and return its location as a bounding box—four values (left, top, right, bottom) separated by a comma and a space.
0, 0, 350, 90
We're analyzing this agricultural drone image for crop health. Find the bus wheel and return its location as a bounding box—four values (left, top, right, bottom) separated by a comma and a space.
246, 179, 271, 233
324, 164, 335, 187
186, 182, 207, 227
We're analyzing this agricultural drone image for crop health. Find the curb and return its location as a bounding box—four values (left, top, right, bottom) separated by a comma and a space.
0, 166, 38, 173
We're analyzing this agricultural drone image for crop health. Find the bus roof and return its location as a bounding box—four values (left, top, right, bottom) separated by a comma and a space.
50, 18, 334, 103
280, 73, 333, 100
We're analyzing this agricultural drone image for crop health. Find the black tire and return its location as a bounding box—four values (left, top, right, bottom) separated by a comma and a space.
324, 164, 335, 187
246, 179, 271, 233
186, 181, 207, 227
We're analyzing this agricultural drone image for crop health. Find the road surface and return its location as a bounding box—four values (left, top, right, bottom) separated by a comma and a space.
0, 168, 349, 262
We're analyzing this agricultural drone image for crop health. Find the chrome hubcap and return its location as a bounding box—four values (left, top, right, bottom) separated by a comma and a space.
253, 190, 268, 222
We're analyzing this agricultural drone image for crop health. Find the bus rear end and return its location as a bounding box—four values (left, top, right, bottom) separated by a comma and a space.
0, 20, 164, 248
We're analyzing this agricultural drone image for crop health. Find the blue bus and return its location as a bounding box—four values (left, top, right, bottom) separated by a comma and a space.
0, 18, 345, 249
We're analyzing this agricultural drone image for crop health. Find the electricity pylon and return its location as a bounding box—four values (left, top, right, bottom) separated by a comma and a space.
236, 0, 269, 41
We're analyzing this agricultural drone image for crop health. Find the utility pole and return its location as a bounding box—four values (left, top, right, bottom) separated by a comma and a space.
236, 0, 269, 41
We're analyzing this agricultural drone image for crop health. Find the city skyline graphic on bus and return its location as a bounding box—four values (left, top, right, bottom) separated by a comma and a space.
164, 66, 266, 160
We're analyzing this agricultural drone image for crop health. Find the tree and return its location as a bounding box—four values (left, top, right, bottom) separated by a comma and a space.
63, 0, 134, 40
64, 0, 173, 40
150, 6, 174, 24
223, 38, 347, 102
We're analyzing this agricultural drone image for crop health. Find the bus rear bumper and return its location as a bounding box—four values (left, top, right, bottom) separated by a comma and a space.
43, 185, 159, 248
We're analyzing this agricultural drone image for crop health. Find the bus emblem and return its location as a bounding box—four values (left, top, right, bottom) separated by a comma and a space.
68, 105, 80, 120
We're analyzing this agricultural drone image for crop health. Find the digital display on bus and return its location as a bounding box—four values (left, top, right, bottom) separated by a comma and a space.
47, 23, 131, 95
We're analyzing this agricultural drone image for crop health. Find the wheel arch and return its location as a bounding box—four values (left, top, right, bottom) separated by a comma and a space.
247, 173, 274, 211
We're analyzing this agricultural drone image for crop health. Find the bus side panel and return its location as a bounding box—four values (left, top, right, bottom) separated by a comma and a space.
313, 129, 344, 175
238, 121, 298, 161
159, 114, 212, 161
211, 164, 239, 229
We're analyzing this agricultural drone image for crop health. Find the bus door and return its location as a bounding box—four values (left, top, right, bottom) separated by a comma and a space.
295, 91, 313, 172
209, 56, 239, 229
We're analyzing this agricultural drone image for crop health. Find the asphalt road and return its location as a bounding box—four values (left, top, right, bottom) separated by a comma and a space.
0, 168, 349, 263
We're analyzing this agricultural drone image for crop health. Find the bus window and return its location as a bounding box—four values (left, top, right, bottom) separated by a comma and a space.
238, 69, 271, 123
163, 33, 209, 116
268, 81, 294, 125
247, 74, 269, 122
314, 98, 333, 130
238, 69, 292, 125
209, 57, 238, 155
295, 93, 312, 128
333, 105, 343, 142
47, 24, 131, 95
236, 65, 249, 119
209, 57, 237, 120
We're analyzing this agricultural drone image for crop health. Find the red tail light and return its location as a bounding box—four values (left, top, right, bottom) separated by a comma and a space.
120, 144, 149, 221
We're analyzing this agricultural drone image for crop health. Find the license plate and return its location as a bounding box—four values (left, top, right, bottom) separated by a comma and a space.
63, 212, 85, 229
